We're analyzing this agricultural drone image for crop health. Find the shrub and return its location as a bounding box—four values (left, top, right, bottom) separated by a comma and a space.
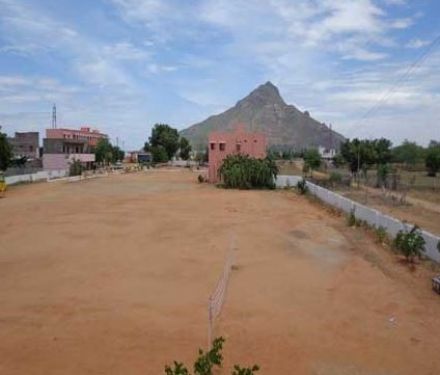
165, 362, 190, 375
69, 159, 83, 176
232, 365, 260, 375
375, 226, 388, 244
347, 209, 360, 227
296, 178, 308, 194
329, 171, 342, 186
193, 337, 224, 375
218, 155, 278, 190
394, 225, 426, 262
164, 337, 259, 375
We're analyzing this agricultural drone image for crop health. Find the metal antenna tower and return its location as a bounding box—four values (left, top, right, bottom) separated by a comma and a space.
52, 104, 57, 129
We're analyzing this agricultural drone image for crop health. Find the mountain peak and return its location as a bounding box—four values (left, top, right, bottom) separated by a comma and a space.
238, 81, 285, 107
181, 81, 346, 150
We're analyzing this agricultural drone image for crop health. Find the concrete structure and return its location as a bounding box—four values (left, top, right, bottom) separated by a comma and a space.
43, 127, 106, 171
208, 125, 267, 183
46, 127, 106, 147
318, 146, 336, 160
125, 151, 152, 164
276, 175, 440, 264
7, 132, 39, 159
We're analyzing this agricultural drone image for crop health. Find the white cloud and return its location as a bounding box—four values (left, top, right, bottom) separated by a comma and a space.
406, 38, 431, 49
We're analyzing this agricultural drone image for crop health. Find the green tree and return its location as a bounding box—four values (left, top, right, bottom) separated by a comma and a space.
372, 138, 392, 165
179, 137, 192, 160
149, 124, 180, 160
392, 140, 425, 167
425, 144, 440, 177
303, 149, 321, 172
151, 145, 169, 163
0, 131, 12, 171
340, 138, 382, 176
95, 138, 114, 165
112, 145, 125, 162
332, 153, 345, 168
95, 138, 124, 164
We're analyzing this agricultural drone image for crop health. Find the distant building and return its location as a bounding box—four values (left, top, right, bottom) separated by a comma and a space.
124, 150, 152, 164
208, 124, 267, 183
46, 127, 106, 147
42, 126, 107, 171
318, 146, 336, 160
7, 132, 39, 159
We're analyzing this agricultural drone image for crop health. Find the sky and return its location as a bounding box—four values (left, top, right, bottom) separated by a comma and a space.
0, 0, 439, 150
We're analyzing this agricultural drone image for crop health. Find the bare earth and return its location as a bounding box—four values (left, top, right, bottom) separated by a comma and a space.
1, 170, 440, 375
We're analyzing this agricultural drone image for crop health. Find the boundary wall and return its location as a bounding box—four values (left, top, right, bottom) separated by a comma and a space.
276, 175, 440, 263
5, 170, 68, 185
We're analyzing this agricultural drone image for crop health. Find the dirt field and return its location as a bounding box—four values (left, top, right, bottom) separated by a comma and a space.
1, 170, 440, 375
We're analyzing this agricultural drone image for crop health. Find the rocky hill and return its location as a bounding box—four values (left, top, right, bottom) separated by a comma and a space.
180, 81, 345, 151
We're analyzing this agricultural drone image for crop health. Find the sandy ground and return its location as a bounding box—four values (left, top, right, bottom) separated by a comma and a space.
1, 170, 440, 375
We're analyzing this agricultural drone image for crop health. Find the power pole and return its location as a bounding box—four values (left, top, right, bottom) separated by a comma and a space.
52, 104, 57, 129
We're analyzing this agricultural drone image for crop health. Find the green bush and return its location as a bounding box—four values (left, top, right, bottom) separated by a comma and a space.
165, 362, 189, 375
375, 226, 388, 244
329, 171, 342, 186
347, 209, 360, 227
232, 365, 260, 375
394, 225, 426, 262
164, 337, 259, 375
219, 155, 278, 189
69, 159, 83, 176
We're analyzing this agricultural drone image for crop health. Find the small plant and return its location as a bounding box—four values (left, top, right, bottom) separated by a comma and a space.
165, 362, 190, 375
194, 337, 224, 375
296, 178, 308, 194
375, 226, 388, 244
164, 337, 259, 375
394, 225, 426, 263
198, 174, 205, 183
232, 365, 260, 375
329, 171, 342, 186
69, 159, 83, 176
347, 209, 360, 227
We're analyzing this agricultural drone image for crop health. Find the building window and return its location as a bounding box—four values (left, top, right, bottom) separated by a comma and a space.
219, 143, 226, 151
236, 144, 241, 152
210, 142, 216, 150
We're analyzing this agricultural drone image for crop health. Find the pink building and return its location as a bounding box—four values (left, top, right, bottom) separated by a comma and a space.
46, 127, 106, 147
208, 125, 267, 183
43, 127, 107, 171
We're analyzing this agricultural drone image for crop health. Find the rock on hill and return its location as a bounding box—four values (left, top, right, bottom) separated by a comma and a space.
180, 81, 345, 151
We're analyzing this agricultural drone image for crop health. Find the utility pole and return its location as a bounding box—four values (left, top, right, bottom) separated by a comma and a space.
52, 104, 57, 129
357, 141, 361, 188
